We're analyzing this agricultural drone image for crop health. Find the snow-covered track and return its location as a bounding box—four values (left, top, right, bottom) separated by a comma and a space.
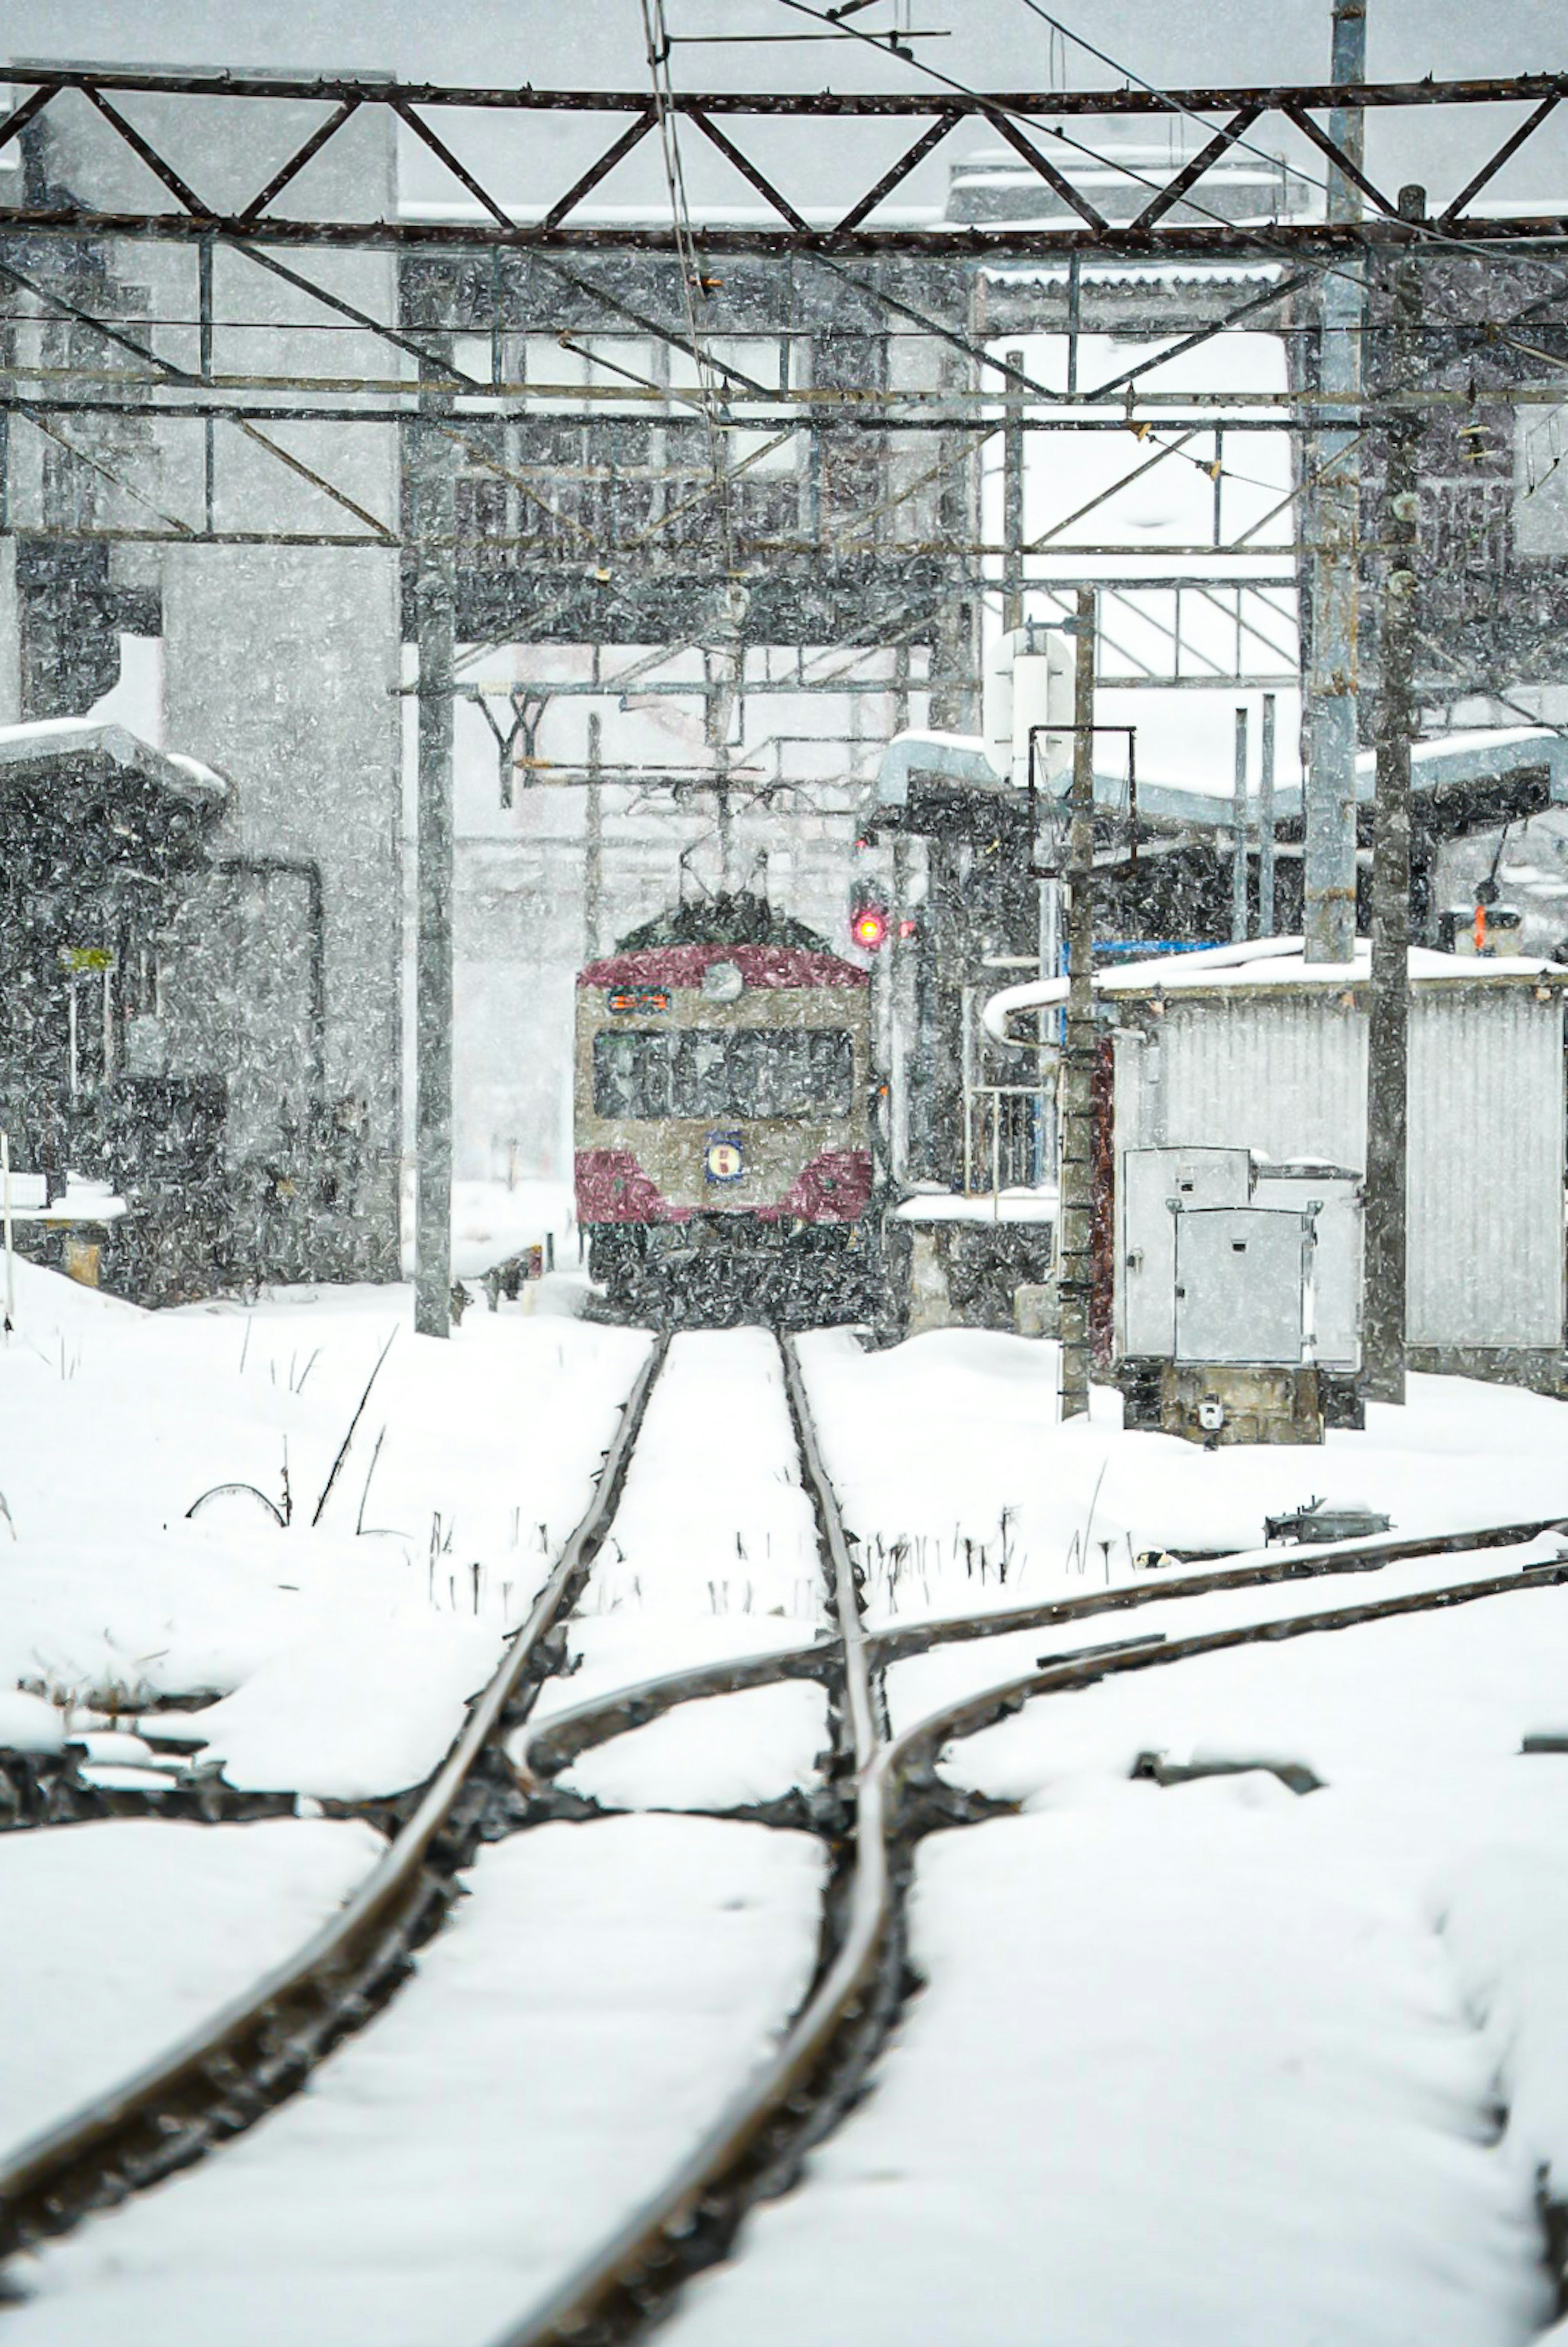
886, 1554, 1568, 1789
0, 1335, 669, 2269
496, 1332, 896, 2347
523, 1510, 1568, 1782
498, 1523, 1568, 2343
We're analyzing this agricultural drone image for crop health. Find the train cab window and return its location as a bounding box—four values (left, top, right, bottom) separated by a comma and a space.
740, 1028, 855, 1117
593, 1030, 671, 1119
671, 1029, 731, 1117
593, 1025, 855, 1120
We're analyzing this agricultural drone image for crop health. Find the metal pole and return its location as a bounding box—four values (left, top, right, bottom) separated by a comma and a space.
410, 357, 456, 1339
1362, 185, 1424, 1406
1303, 0, 1366, 964
961, 982, 976, 1197
1231, 703, 1250, 942
585, 709, 604, 961
1258, 690, 1278, 934
1038, 873, 1060, 1185
1059, 586, 1096, 1421
2, 1130, 14, 1337
1002, 345, 1025, 633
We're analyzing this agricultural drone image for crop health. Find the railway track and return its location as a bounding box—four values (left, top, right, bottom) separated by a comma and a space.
4, 1318, 1565, 2343
506, 1504, 1568, 2347
524, 1507, 1568, 1781
0, 1334, 669, 2267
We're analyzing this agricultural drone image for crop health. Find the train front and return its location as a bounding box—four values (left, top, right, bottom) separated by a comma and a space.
574, 905, 874, 1326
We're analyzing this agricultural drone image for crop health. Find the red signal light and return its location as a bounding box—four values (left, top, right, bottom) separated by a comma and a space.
852, 905, 889, 951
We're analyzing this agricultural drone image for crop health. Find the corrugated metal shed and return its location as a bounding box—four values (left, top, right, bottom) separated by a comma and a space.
1114, 967, 1565, 1354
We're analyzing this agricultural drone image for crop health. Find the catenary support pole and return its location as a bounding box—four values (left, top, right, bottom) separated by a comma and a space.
1362, 185, 1424, 1406
1303, 0, 1366, 964
1002, 345, 1025, 633
1038, 872, 1060, 1186
1258, 691, 1278, 934
585, 709, 604, 962
1231, 703, 1250, 941
1, 1129, 13, 1337
410, 357, 457, 1339
1058, 587, 1096, 1422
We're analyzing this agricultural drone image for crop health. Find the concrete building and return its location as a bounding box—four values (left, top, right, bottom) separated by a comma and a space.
5, 77, 403, 1280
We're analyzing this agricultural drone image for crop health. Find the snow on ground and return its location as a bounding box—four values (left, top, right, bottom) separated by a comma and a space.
558, 1678, 829, 1812
796, 1326, 1568, 1626
0, 1259, 650, 1797
0, 1818, 383, 2160
670, 1581, 1568, 2347
399, 1174, 577, 1281
4, 1817, 824, 2347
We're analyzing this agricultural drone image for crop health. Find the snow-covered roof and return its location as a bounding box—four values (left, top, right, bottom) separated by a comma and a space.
872, 724, 1568, 838
984, 935, 1568, 1045
0, 718, 229, 810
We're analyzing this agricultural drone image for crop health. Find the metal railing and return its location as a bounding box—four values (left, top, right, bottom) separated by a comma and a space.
962, 1082, 1051, 1198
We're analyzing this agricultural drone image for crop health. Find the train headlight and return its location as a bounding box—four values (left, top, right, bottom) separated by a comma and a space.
702, 959, 744, 1002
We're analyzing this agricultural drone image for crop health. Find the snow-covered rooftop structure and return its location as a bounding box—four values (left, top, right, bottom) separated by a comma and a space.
0, 718, 229, 846
871, 720, 1568, 834
984, 935, 1568, 1047
869, 723, 1568, 850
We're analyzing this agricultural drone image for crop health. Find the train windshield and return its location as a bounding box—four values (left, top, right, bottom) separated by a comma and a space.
593, 1028, 854, 1119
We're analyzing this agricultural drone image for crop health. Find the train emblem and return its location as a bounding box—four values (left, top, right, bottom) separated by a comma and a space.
705, 1131, 744, 1184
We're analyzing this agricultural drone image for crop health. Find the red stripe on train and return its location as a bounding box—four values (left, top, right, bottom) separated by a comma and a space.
756, 1148, 873, 1223
578, 944, 868, 991
575, 1150, 687, 1224
575, 1146, 872, 1226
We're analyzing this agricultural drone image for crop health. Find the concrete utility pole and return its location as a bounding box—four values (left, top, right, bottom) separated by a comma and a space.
410, 361, 456, 1339
1258, 692, 1278, 935
584, 710, 604, 963
1058, 587, 1096, 1422
1303, 0, 1366, 964
1231, 704, 1250, 941
1362, 185, 1425, 1406
1002, 346, 1025, 632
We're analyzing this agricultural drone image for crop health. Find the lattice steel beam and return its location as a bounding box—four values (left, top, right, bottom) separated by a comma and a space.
4, 67, 1568, 254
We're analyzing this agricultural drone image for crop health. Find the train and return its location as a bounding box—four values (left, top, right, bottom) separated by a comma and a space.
573, 893, 877, 1325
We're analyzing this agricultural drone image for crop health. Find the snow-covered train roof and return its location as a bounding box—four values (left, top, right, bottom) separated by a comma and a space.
613, 892, 833, 956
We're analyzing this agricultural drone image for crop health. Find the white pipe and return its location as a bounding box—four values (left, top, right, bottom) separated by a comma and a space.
980, 934, 1307, 1049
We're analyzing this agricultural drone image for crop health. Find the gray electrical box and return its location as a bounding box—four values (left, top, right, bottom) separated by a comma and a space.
1118, 1145, 1363, 1374
1120, 1146, 1251, 1357
1252, 1163, 1362, 1372
1173, 1207, 1312, 1365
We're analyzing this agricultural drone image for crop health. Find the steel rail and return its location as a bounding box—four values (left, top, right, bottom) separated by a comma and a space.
523, 1513, 1568, 1778
887, 1555, 1568, 1783
0, 1334, 669, 2265
495, 1331, 889, 2347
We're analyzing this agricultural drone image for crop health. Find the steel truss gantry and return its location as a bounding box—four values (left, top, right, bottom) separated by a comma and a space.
3, 65, 1568, 256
